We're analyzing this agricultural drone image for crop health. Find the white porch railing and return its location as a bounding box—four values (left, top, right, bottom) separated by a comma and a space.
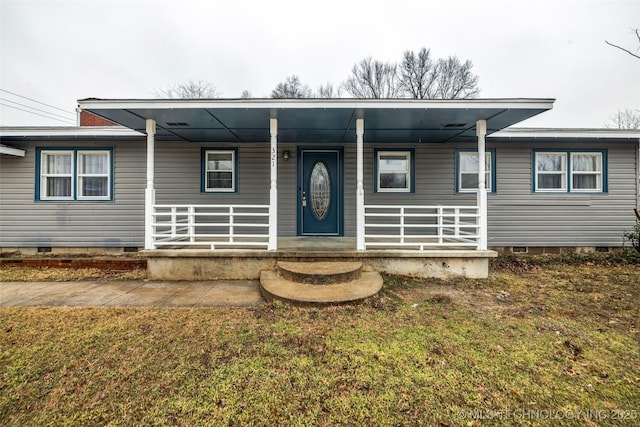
152, 204, 270, 249
152, 204, 479, 251
364, 205, 480, 250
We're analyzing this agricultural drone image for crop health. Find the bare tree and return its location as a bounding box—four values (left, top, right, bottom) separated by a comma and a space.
346, 50, 480, 99
316, 82, 341, 98
398, 48, 436, 99
430, 56, 480, 99
240, 90, 252, 99
605, 28, 640, 60
606, 108, 640, 129
271, 75, 313, 98
341, 57, 400, 98
155, 80, 221, 98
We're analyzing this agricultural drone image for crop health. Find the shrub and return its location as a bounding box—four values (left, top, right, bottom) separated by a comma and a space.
624, 220, 640, 252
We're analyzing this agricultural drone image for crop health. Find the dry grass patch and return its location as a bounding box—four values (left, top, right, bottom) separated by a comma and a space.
0, 266, 146, 282
1, 256, 639, 425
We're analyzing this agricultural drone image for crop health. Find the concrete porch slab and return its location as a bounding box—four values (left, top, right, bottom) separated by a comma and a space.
143, 248, 496, 280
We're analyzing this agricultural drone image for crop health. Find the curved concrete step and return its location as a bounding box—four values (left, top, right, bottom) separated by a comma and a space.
277, 261, 362, 285
260, 270, 382, 305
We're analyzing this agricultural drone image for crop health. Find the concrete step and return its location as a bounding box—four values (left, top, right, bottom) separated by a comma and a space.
259, 269, 383, 305
276, 261, 362, 284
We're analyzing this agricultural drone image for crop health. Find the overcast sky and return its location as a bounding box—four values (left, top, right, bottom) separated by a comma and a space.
1, 0, 638, 128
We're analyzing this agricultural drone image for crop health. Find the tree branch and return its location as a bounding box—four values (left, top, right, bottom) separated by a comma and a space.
605, 40, 640, 59
605, 28, 640, 59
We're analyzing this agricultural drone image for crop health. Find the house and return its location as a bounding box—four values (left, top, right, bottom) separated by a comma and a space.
1, 98, 639, 280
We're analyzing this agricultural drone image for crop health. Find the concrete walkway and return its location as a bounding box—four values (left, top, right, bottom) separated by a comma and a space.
0, 280, 264, 307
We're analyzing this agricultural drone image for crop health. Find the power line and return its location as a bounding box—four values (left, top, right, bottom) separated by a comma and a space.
0, 102, 77, 125
0, 88, 76, 116
0, 97, 78, 122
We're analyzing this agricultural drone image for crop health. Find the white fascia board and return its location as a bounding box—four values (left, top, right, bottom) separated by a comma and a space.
0, 144, 26, 157
78, 98, 556, 111
492, 128, 640, 139
0, 127, 143, 137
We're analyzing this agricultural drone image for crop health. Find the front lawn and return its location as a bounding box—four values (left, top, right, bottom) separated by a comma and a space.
1, 257, 639, 426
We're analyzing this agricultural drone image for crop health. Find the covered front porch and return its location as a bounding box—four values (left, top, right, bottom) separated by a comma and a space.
78, 98, 554, 278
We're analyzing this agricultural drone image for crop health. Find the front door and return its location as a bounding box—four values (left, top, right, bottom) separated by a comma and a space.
298, 149, 343, 235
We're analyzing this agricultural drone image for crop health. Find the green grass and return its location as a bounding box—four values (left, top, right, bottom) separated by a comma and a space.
1, 259, 639, 426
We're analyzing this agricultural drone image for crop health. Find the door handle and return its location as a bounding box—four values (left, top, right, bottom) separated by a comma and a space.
301, 191, 307, 207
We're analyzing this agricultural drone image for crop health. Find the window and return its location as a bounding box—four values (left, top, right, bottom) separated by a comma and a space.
202, 148, 237, 192
37, 148, 112, 201
375, 149, 414, 192
535, 152, 567, 191
77, 151, 110, 199
456, 149, 496, 193
41, 151, 73, 199
571, 152, 603, 191
534, 150, 606, 193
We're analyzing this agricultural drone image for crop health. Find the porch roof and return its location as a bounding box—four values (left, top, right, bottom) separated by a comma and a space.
77, 98, 555, 144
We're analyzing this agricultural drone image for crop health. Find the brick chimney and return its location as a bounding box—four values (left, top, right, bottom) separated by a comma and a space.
79, 110, 119, 127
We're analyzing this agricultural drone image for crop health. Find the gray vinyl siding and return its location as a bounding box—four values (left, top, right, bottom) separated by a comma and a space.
485, 141, 637, 247
1, 138, 637, 248
364, 141, 637, 247
0, 140, 145, 248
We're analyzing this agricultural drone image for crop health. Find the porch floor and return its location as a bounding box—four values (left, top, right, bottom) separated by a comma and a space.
278, 237, 356, 252
151, 237, 484, 254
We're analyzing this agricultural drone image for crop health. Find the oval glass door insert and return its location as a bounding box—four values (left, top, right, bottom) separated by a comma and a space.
310, 162, 331, 220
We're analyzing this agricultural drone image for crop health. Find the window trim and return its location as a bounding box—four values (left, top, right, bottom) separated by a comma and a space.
373, 148, 415, 193
534, 151, 567, 193
201, 148, 239, 193
77, 150, 112, 201
570, 151, 604, 193
455, 148, 496, 194
39, 149, 74, 201
36, 147, 113, 202
533, 149, 607, 193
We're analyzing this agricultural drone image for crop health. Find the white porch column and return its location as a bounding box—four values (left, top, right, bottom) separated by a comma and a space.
144, 119, 156, 250
476, 119, 488, 251
356, 119, 365, 251
268, 118, 278, 251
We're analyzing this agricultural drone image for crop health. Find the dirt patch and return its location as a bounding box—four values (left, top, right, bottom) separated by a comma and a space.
0, 266, 147, 282
0, 258, 146, 270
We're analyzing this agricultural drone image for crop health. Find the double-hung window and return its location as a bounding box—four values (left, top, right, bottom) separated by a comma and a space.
202, 148, 238, 192
534, 150, 606, 193
77, 151, 111, 199
40, 151, 74, 199
375, 149, 414, 193
37, 148, 112, 201
535, 152, 567, 191
571, 152, 603, 191
456, 149, 496, 193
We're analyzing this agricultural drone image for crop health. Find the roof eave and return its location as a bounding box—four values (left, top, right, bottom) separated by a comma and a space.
0, 126, 144, 138
491, 127, 640, 139
77, 97, 556, 112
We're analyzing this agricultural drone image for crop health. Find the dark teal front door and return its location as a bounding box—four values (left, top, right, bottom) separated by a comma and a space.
298, 149, 343, 235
